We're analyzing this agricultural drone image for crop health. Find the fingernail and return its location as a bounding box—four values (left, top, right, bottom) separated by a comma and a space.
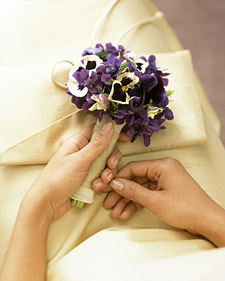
106, 172, 113, 182
110, 180, 124, 191
100, 122, 113, 136
112, 158, 119, 167
95, 181, 103, 190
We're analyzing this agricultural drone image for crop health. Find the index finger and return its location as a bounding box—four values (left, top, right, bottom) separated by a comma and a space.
116, 159, 162, 182
118, 132, 131, 142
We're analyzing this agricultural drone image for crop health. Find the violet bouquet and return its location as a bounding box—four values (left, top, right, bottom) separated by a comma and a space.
66, 43, 174, 207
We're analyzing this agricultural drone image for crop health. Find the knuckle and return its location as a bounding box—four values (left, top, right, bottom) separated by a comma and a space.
160, 157, 180, 170
126, 182, 138, 200
90, 136, 105, 150
127, 161, 137, 169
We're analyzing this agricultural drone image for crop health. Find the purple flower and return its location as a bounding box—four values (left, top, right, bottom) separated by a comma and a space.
66, 42, 174, 147
105, 43, 119, 56
82, 55, 103, 70
67, 68, 89, 97
73, 69, 89, 84
82, 47, 103, 56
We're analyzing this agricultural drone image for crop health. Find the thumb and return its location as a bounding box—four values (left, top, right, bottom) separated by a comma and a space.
110, 178, 155, 208
78, 121, 114, 164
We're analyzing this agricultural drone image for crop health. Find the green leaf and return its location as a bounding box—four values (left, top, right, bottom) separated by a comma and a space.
166, 90, 175, 97
105, 78, 114, 85
112, 102, 119, 108
117, 60, 127, 74
96, 51, 108, 60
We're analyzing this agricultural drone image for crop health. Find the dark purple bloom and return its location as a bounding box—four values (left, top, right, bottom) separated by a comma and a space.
66, 42, 174, 147
101, 73, 111, 83
73, 69, 89, 84
105, 43, 119, 56
164, 107, 174, 120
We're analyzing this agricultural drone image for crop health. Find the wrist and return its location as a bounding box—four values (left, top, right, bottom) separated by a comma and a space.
196, 204, 225, 247
21, 187, 53, 226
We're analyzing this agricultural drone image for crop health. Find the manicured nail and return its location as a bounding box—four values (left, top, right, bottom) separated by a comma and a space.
110, 180, 124, 191
100, 122, 113, 135
106, 172, 113, 182
95, 181, 103, 190
112, 158, 119, 167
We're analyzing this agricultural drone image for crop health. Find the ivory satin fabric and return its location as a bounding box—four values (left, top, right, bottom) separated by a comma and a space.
0, 50, 207, 165
1, 0, 225, 280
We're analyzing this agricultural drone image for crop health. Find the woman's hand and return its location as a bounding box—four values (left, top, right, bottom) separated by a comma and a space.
91, 131, 130, 193
24, 122, 115, 221
92, 145, 142, 220
107, 158, 225, 247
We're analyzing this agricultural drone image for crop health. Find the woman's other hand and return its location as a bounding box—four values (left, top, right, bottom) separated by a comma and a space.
108, 158, 225, 247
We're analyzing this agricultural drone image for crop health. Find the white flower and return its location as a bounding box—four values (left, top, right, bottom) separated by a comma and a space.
124, 51, 149, 73
69, 65, 80, 82
67, 55, 103, 97
67, 79, 88, 97
89, 94, 110, 111
124, 51, 137, 62
135, 58, 149, 73
82, 55, 103, 70
108, 70, 139, 105
108, 81, 130, 105
117, 71, 139, 90
147, 104, 163, 119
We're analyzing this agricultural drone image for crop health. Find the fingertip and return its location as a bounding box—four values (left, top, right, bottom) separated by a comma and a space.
101, 168, 117, 184
118, 210, 129, 220
103, 191, 121, 209
118, 132, 131, 142
110, 211, 120, 219
92, 178, 104, 191
107, 148, 122, 169
110, 179, 124, 191
119, 203, 137, 221
107, 158, 119, 170
110, 198, 126, 219
99, 121, 113, 136
103, 199, 113, 209
119, 213, 130, 221
101, 170, 112, 184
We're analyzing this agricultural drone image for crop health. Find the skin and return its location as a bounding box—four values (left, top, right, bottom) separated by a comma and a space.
1, 123, 225, 281
93, 158, 225, 247
0, 122, 124, 281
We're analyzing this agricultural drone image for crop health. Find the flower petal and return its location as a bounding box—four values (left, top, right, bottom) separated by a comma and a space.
83, 55, 103, 70
67, 80, 88, 97
108, 81, 130, 104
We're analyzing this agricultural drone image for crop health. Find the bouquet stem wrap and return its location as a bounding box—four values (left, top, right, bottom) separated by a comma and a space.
71, 115, 123, 206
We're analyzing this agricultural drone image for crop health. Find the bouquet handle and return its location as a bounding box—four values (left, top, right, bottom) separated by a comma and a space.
71, 115, 123, 206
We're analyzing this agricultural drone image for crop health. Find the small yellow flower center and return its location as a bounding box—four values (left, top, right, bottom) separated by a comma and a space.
121, 86, 126, 93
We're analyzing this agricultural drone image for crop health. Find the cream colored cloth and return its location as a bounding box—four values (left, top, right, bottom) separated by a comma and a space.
1, 112, 225, 271
0, 50, 207, 165
47, 228, 224, 281
0, 0, 220, 166
0, 0, 225, 280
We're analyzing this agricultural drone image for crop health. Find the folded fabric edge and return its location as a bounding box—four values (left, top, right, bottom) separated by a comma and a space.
0, 120, 207, 166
